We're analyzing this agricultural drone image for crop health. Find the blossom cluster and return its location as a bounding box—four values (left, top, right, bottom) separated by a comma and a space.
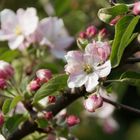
65, 39, 111, 92
0, 8, 73, 58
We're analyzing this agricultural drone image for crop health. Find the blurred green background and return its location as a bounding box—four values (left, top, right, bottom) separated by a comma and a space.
1, 0, 140, 140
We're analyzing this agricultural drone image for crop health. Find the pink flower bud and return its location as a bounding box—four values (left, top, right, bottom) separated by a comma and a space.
48, 96, 56, 103
36, 69, 52, 83
0, 60, 14, 80
0, 79, 7, 90
0, 113, 4, 127
79, 32, 87, 39
86, 25, 97, 37
66, 115, 80, 127
84, 94, 103, 112
96, 41, 111, 61
44, 111, 53, 120
133, 2, 140, 15
98, 28, 107, 39
109, 16, 121, 26
27, 78, 41, 92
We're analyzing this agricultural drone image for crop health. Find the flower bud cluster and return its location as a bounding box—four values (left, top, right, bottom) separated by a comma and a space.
27, 69, 52, 92
0, 60, 14, 90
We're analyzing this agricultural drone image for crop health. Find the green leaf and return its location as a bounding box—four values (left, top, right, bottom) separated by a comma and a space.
110, 16, 139, 68
33, 74, 68, 103
2, 99, 12, 114
2, 96, 22, 115
108, 72, 140, 87
36, 118, 48, 128
9, 95, 23, 111
5, 114, 28, 133
119, 71, 140, 86
0, 50, 20, 62
98, 4, 129, 23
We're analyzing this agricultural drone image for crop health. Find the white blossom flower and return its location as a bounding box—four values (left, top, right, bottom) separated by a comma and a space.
0, 8, 39, 50
65, 50, 111, 92
38, 17, 74, 58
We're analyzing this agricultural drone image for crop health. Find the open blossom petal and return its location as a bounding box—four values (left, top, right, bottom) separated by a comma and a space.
17, 7, 39, 36
85, 41, 111, 62
0, 9, 17, 31
8, 35, 24, 50
85, 73, 99, 92
65, 51, 84, 65
95, 60, 111, 78
38, 17, 74, 58
0, 8, 39, 50
68, 72, 87, 88
0, 9, 17, 41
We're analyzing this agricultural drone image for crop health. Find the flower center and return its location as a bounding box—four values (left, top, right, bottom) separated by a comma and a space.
15, 26, 22, 35
83, 64, 93, 74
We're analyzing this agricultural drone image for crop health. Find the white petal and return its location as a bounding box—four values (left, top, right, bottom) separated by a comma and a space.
85, 73, 99, 92
65, 51, 84, 64
0, 9, 17, 31
8, 35, 24, 49
95, 60, 111, 78
68, 72, 87, 88
17, 7, 39, 36
0, 30, 14, 40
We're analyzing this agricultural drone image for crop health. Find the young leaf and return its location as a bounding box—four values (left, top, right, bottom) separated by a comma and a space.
9, 95, 23, 111
110, 16, 139, 68
98, 4, 129, 23
33, 74, 68, 103
2, 99, 12, 114
0, 50, 20, 62
5, 114, 28, 133
119, 71, 140, 86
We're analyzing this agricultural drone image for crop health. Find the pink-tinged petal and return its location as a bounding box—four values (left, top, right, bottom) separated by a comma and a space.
0, 9, 17, 31
17, 7, 39, 36
95, 60, 111, 78
85, 73, 99, 92
65, 51, 84, 64
65, 63, 83, 75
39, 17, 64, 42
0, 30, 15, 40
68, 72, 87, 88
8, 35, 24, 49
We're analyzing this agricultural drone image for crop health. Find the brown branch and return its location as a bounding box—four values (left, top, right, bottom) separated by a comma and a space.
102, 97, 140, 115
8, 87, 140, 140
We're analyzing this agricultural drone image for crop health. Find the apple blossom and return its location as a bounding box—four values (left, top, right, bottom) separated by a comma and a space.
65, 50, 111, 92
36, 69, 52, 83
0, 60, 14, 80
66, 115, 80, 127
98, 28, 108, 39
0, 8, 38, 50
133, 2, 140, 15
27, 78, 41, 92
85, 40, 111, 62
86, 25, 97, 37
44, 111, 53, 120
84, 94, 103, 112
38, 17, 74, 58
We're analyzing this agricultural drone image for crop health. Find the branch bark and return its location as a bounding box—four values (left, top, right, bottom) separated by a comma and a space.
8, 87, 140, 140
